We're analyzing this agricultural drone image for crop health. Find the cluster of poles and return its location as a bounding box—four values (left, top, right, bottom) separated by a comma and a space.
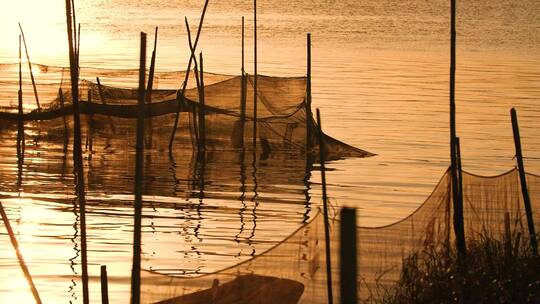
0, 1, 537, 304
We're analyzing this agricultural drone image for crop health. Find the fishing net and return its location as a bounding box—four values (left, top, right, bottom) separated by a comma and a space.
139, 168, 540, 303
0, 63, 373, 160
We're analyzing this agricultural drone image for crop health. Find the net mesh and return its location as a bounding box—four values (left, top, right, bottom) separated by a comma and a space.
139, 168, 540, 303
0, 63, 373, 160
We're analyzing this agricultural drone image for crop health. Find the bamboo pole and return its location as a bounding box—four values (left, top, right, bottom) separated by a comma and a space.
146, 27, 158, 148
510, 108, 538, 256
253, 0, 258, 150
64, 1, 89, 302
185, 18, 202, 152
198, 52, 206, 152
17, 35, 25, 157
340, 207, 357, 304
239, 16, 246, 148
168, 0, 210, 151
316, 108, 334, 304
0, 202, 42, 304
18, 23, 41, 111
449, 0, 466, 259
306, 33, 313, 150
100, 265, 109, 304
131, 32, 147, 304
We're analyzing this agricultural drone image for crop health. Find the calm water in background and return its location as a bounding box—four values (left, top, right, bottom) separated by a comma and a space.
0, 0, 539, 302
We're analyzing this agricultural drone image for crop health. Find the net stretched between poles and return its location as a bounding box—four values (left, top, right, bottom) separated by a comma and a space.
0, 63, 373, 160
139, 168, 539, 303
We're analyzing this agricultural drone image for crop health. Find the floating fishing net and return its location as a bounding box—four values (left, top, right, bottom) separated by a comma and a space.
0, 63, 373, 160
139, 168, 540, 303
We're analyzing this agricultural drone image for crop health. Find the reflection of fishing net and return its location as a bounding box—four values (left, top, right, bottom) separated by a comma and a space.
140, 169, 540, 303
0, 63, 373, 160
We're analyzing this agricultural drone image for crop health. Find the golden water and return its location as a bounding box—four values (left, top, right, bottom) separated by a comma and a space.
0, 0, 539, 302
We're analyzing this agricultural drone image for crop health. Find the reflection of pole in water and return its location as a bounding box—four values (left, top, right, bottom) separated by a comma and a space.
235, 149, 248, 246
69, 197, 80, 302
248, 150, 259, 256
302, 33, 314, 223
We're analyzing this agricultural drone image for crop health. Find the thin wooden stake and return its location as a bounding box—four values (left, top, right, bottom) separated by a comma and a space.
100, 265, 109, 304
511, 108, 538, 256
18, 23, 41, 111
64, 1, 89, 303
0, 202, 42, 304
449, 0, 466, 259
131, 31, 147, 304
340, 207, 357, 304
316, 108, 334, 304
253, 0, 258, 150
169, 0, 210, 151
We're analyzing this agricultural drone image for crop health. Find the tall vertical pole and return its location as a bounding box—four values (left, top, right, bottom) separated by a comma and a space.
511, 108, 538, 256
253, 0, 258, 151
340, 207, 357, 304
306, 33, 313, 150
65, 1, 89, 302
316, 109, 334, 304
449, 0, 466, 259
239, 16, 246, 148
198, 52, 206, 153
131, 32, 146, 304
17, 35, 25, 157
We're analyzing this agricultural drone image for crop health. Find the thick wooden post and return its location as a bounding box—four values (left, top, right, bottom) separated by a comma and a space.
100, 265, 109, 304
449, 0, 466, 259
340, 207, 357, 304
316, 109, 334, 304
0, 202, 42, 304
131, 32, 147, 304
64, 1, 89, 302
510, 108, 538, 256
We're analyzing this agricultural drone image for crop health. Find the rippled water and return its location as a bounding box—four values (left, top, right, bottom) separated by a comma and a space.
0, 0, 539, 303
